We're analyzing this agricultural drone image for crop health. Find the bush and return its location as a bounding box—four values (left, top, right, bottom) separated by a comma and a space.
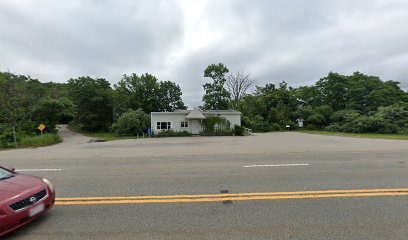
270, 123, 282, 131
199, 129, 233, 136
111, 109, 150, 135
278, 120, 297, 131
233, 125, 246, 136
324, 123, 342, 132
399, 125, 408, 135
156, 130, 192, 137
0, 130, 21, 148
242, 115, 275, 132
327, 113, 399, 134
202, 116, 230, 133
330, 109, 361, 123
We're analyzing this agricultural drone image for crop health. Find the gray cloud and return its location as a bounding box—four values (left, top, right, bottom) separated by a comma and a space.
1, 0, 407, 108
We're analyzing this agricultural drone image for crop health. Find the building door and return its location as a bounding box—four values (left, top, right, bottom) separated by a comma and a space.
191, 120, 201, 134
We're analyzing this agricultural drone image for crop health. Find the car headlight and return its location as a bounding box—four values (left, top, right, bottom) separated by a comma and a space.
42, 178, 54, 192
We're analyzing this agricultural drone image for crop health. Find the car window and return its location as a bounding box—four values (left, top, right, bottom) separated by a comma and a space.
0, 168, 14, 179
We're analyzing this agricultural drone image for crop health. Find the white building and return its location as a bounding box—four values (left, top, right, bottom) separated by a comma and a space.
151, 109, 241, 134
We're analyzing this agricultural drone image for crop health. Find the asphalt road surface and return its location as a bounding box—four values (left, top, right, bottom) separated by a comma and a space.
1, 125, 408, 239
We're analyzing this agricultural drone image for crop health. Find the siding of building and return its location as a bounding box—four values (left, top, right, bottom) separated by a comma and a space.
151, 110, 241, 134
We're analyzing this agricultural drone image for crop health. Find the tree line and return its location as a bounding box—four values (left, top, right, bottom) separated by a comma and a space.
1, 63, 408, 147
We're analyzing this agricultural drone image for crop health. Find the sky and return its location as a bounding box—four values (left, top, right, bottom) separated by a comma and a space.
1, 0, 408, 108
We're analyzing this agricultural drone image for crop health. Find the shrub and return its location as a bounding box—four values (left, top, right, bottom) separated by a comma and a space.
324, 123, 342, 132
202, 116, 230, 133
270, 123, 282, 131
199, 129, 233, 136
156, 130, 192, 137
0, 130, 21, 148
233, 125, 246, 136
330, 109, 361, 123
278, 120, 297, 131
111, 109, 150, 135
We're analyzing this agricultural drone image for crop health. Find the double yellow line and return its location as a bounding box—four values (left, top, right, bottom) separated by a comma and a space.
56, 188, 408, 205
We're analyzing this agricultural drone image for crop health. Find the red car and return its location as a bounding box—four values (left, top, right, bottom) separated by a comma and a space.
0, 166, 55, 237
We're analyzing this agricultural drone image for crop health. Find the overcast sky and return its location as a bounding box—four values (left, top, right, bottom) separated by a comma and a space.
1, 0, 408, 108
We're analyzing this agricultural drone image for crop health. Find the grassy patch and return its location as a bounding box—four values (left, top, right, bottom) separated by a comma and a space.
18, 134, 62, 148
67, 125, 143, 141
83, 132, 142, 141
297, 130, 408, 140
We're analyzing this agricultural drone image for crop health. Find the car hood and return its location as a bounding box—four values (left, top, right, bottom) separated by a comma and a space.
0, 174, 45, 205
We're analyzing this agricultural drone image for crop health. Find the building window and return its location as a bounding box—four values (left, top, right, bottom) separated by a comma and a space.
157, 122, 171, 130
181, 121, 189, 128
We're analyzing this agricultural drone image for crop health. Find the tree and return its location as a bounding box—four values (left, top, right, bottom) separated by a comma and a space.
67, 76, 113, 131
114, 73, 186, 116
315, 72, 349, 111
158, 81, 187, 112
202, 63, 231, 110
0, 72, 46, 146
226, 71, 253, 109
114, 73, 160, 116
33, 97, 75, 131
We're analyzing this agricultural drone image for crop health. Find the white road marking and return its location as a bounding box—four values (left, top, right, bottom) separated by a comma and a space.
16, 168, 63, 172
243, 164, 309, 168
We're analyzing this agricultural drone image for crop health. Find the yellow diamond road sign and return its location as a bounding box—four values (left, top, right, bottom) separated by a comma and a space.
38, 124, 45, 131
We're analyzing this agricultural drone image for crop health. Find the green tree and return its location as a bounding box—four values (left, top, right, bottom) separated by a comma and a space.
158, 81, 187, 112
67, 76, 113, 131
114, 73, 186, 116
315, 72, 349, 111
33, 97, 75, 131
202, 63, 231, 110
114, 73, 160, 116
0, 72, 46, 146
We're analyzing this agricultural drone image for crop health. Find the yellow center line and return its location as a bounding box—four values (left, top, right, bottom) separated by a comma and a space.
55, 188, 408, 205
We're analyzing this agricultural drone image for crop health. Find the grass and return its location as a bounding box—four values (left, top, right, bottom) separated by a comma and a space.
67, 125, 144, 141
18, 133, 62, 147
297, 130, 408, 140
82, 132, 144, 141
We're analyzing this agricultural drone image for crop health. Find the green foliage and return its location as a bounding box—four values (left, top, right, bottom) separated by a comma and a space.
159, 81, 187, 112
18, 134, 62, 148
0, 72, 45, 131
240, 71, 408, 134
0, 130, 20, 148
314, 72, 407, 112
32, 97, 75, 132
325, 112, 400, 134
202, 115, 230, 133
111, 109, 150, 135
68, 76, 113, 131
156, 130, 192, 137
241, 82, 298, 132
202, 63, 231, 110
114, 73, 186, 117
233, 125, 246, 136
199, 129, 233, 136
0, 72, 73, 147
0, 132, 61, 149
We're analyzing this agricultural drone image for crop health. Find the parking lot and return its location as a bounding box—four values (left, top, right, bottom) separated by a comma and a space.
1, 126, 408, 239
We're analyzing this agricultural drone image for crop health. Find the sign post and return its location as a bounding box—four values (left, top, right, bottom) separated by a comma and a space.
38, 124, 45, 136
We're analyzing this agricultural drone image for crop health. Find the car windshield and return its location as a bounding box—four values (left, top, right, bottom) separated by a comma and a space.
0, 168, 14, 180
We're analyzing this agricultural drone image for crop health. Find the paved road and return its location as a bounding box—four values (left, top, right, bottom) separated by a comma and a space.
1, 126, 408, 239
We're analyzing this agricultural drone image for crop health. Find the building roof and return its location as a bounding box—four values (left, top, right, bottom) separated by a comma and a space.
185, 109, 206, 119
151, 109, 241, 116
